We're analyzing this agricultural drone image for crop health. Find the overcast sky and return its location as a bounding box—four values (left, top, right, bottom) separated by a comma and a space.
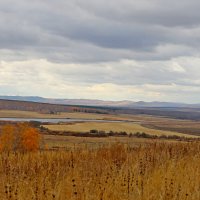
1, 0, 200, 102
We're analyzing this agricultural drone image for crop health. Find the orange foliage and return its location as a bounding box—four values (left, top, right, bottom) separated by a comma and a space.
0, 123, 40, 152
21, 127, 40, 151
0, 125, 15, 152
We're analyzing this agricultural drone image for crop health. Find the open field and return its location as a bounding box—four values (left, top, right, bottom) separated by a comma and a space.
0, 110, 123, 120
1, 110, 200, 137
0, 110, 107, 119
43, 134, 180, 149
43, 122, 197, 138
0, 109, 194, 122
1, 142, 200, 199
142, 120, 200, 136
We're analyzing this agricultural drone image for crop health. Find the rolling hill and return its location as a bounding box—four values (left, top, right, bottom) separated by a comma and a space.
0, 96, 199, 108
1, 98, 200, 120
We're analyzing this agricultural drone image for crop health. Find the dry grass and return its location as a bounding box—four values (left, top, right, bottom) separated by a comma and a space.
1, 142, 200, 199
0, 110, 122, 120
43, 122, 196, 138
43, 135, 178, 149
143, 120, 200, 136
0, 110, 179, 122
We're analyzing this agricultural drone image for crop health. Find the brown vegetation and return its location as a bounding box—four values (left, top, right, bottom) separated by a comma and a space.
142, 120, 200, 136
0, 124, 40, 152
0, 99, 107, 114
2, 99, 200, 120
0, 142, 200, 199
0, 110, 109, 119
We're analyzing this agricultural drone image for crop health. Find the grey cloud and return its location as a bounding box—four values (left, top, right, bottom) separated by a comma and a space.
1, 0, 200, 102
76, 0, 200, 27
0, 57, 200, 102
0, 0, 200, 63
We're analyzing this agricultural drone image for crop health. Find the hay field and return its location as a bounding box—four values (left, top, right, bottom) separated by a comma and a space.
43, 122, 196, 138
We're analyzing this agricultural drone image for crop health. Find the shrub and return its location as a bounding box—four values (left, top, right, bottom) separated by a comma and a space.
90, 129, 99, 134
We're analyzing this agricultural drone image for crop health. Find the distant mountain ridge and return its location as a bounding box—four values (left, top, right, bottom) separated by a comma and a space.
0, 96, 199, 108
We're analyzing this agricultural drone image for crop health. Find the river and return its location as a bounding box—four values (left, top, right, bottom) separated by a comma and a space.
0, 118, 132, 123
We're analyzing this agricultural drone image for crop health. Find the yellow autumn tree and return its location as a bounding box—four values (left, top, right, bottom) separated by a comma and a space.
0, 123, 41, 152
21, 127, 40, 151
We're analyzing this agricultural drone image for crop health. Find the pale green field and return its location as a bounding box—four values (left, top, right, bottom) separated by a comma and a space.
43, 122, 197, 138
